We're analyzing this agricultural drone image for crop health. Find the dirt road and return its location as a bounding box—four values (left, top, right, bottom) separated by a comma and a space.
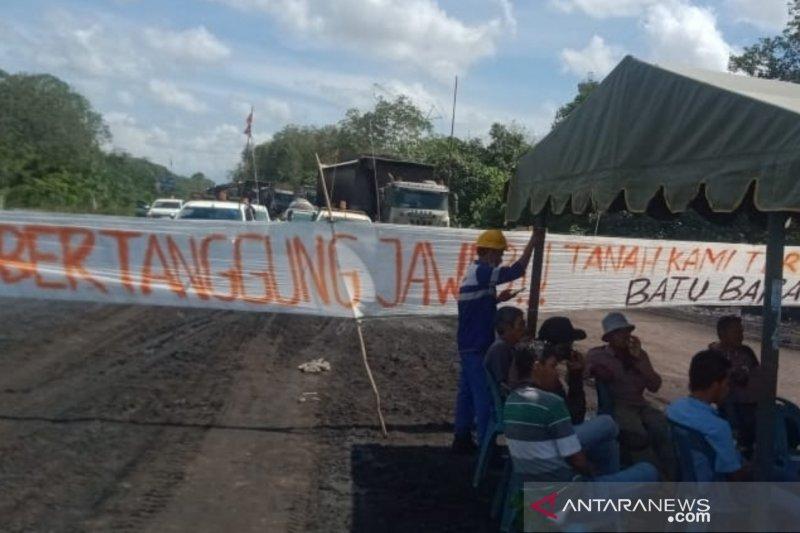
0, 300, 798, 532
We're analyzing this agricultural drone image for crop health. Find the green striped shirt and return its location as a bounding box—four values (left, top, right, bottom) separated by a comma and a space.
503, 384, 581, 481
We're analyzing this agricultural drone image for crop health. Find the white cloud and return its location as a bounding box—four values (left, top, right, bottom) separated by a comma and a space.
117, 90, 134, 106
454, 100, 555, 141
551, 0, 656, 18
28, 13, 149, 79
643, 1, 732, 71
0, 4, 542, 182
213, 0, 515, 80
106, 113, 250, 180
496, 0, 517, 32
228, 56, 453, 120
148, 79, 208, 113
188, 124, 244, 153
725, 0, 789, 32
552, 1, 735, 71
143, 26, 231, 63
3, 11, 232, 82
229, 96, 292, 127
561, 35, 625, 77
105, 111, 170, 156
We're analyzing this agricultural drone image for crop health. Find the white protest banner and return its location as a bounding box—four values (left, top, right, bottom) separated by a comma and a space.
0, 210, 798, 317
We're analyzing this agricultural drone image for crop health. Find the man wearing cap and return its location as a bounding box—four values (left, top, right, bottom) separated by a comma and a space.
537, 316, 588, 424
587, 312, 674, 477
452, 229, 539, 453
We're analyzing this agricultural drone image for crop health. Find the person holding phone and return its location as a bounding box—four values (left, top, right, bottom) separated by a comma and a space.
537, 316, 588, 424
587, 312, 675, 479
452, 229, 540, 454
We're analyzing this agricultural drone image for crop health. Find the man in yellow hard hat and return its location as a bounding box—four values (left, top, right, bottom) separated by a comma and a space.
453, 228, 540, 453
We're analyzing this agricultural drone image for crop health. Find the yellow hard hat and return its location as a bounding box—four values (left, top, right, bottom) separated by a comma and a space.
476, 229, 507, 250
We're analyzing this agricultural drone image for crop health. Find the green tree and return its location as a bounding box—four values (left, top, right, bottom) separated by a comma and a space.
484, 122, 533, 173
411, 136, 505, 227
237, 96, 435, 189
239, 124, 342, 187
0, 72, 111, 210
552, 77, 599, 127
338, 95, 433, 157
0, 70, 217, 214
232, 96, 531, 228
730, 1, 800, 81
0, 73, 108, 171
174, 171, 214, 198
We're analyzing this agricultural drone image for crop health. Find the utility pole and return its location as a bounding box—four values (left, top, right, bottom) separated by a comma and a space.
447, 75, 459, 223
450, 75, 458, 138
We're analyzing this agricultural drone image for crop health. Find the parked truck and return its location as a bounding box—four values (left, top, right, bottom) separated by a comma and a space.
317, 156, 452, 226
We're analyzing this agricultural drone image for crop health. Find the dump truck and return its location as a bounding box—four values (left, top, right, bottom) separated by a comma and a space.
317, 156, 452, 226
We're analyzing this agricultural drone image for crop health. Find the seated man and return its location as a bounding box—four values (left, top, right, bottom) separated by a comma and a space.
587, 312, 674, 477
710, 315, 760, 457
666, 349, 751, 481
503, 345, 659, 482
485, 306, 527, 399
668, 349, 800, 482
538, 316, 588, 424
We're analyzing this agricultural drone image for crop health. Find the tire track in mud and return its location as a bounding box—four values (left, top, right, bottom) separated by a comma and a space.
82, 313, 258, 532
143, 313, 341, 533
0, 302, 261, 532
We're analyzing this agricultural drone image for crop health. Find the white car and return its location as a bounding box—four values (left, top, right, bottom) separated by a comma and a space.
284, 198, 317, 222
147, 198, 184, 219
176, 200, 270, 222
314, 208, 372, 223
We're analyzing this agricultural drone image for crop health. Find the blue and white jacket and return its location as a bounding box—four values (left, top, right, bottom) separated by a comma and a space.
457, 259, 526, 357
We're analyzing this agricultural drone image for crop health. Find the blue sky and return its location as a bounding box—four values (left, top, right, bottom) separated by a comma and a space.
0, 0, 791, 182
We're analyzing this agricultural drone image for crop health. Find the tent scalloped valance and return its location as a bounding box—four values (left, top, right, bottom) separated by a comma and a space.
507, 56, 800, 221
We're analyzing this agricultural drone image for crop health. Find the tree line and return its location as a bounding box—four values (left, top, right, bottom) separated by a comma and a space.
0, 70, 212, 215
232, 95, 533, 228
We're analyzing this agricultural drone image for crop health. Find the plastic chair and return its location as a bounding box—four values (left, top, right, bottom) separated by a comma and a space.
492, 458, 512, 520
773, 397, 800, 478
500, 470, 524, 532
595, 379, 614, 417
472, 367, 505, 489
668, 420, 719, 482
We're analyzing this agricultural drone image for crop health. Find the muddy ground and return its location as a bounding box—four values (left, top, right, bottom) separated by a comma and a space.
1, 299, 800, 532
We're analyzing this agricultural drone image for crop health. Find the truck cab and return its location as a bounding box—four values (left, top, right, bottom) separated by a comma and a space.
317, 156, 452, 227
382, 180, 450, 226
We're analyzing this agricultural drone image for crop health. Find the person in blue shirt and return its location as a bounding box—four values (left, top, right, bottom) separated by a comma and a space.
666, 349, 751, 481
452, 228, 539, 453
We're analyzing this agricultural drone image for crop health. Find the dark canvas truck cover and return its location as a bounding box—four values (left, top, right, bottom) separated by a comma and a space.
317, 156, 436, 220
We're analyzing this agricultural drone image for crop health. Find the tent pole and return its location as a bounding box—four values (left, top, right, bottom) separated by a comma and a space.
526, 214, 547, 337
754, 212, 786, 481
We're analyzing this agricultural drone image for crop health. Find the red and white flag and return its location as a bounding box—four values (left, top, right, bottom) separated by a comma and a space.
243, 106, 253, 138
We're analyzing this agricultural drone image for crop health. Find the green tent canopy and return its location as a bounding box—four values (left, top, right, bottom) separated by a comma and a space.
507, 55, 800, 221
509, 55, 800, 481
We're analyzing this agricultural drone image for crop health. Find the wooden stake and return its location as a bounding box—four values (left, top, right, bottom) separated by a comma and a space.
315, 152, 388, 437
356, 320, 388, 436
315, 153, 334, 221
